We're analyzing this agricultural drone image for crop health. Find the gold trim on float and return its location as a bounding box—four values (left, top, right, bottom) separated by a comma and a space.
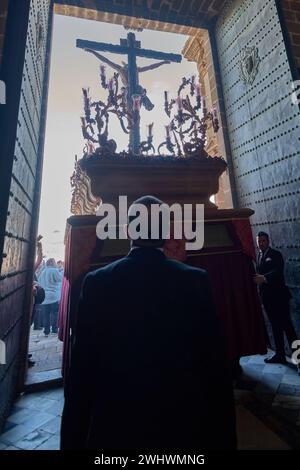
187, 249, 242, 257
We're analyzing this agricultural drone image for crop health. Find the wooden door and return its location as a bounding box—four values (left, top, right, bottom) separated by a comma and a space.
0, 0, 53, 429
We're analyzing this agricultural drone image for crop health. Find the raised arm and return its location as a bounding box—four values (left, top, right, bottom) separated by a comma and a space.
85, 49, 122, 72
138, 60, 171, 73
34, 238, 43, 272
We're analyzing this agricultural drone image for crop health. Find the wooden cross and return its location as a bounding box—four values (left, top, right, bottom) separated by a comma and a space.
77, 32, 181, 153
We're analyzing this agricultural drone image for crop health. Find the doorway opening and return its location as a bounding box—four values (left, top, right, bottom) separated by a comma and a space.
27, 10, 229, 384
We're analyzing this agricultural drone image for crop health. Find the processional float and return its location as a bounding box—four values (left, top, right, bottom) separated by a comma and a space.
59, 32, 267, 378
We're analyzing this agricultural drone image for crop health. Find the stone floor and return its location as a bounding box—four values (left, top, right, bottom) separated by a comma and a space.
0, 388, 63, 450
28, 327, 63, 374
237, 354, 300, 449
0, 353, 299, 450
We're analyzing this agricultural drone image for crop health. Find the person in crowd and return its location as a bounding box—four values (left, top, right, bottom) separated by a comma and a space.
28, 236, 46, 366
57, 260, 64, 273
37, 258, 63, 337
61, 195, 236, 450
32, 235, 44, 330
28, 281, 45, 367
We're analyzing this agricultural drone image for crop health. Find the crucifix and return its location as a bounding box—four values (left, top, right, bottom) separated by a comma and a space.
77, 32, 181, 154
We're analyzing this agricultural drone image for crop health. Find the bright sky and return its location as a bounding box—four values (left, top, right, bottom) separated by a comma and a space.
38, 14, 197, 260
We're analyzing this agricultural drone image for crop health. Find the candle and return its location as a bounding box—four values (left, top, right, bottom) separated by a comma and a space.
132, 94, 141, 111
147, 123, 154, 138
82, 88, 90, 111
108, 79, 114, 90
100, 65, 107, 88
196, 83, 201, 97
165, 125, 170, 139
176, 96, 183, 110
88, 142, 94, 154
83, 88, 90, 99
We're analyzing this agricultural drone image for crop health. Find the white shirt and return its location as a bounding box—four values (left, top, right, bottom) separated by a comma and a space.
37, 266, 63, 305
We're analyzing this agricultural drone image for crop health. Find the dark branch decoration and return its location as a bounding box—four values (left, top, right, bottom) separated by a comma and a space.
78, 33, 220, 159
158, 76, 219, 157
80, 72, 219, 159
80, 71, 134, 157
77, 32, 181, 154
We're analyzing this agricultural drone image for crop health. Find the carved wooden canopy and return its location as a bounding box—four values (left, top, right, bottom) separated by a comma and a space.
70, 160, 100, 215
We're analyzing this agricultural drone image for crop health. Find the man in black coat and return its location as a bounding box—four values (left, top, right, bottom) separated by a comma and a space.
61, 196, 236, 450
254, 231, 298, 364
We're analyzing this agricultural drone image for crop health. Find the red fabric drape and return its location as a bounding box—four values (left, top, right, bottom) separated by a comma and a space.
58, 277, 70, 342
58, 226, 71, 342
163, 222, 187, 262
188, 252, 267, 360
58, 227, 72, 379
232, 219, 256, 260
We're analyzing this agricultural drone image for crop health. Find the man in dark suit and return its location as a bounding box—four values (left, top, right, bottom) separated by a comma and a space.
61, 196, 236, 450
254, 231, 298, 364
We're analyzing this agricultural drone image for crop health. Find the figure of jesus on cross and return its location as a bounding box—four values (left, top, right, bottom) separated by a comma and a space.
85, 50, 170, 112
77, 32, 181, 153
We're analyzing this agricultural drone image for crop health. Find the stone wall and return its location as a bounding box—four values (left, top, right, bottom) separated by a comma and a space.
215, 0, 300, 335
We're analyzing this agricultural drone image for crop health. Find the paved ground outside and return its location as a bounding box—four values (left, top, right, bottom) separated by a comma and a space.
28, 327, 63, 373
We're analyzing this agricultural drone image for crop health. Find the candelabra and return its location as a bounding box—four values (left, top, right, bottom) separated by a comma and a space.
81, 68, 136, 156
81, 68, 219, 158
158, 76, 219, 157
140, 123, 155, 155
